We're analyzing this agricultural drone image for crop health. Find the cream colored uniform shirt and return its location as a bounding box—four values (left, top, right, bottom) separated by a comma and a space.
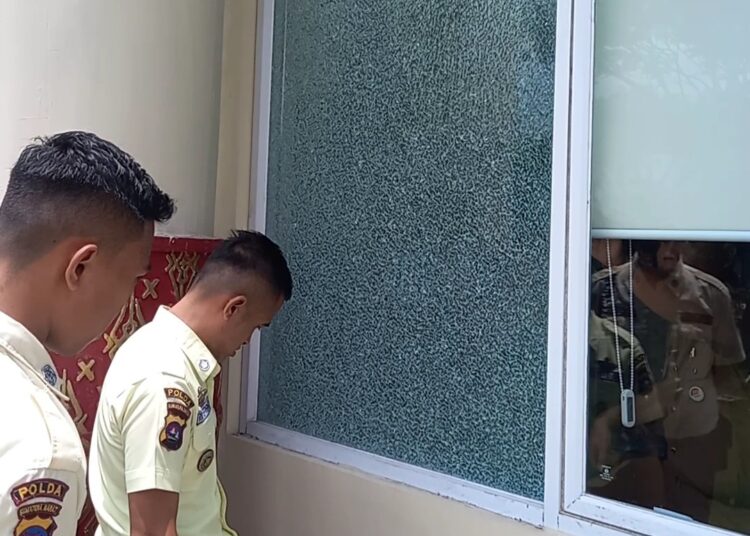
597, 262, 746, 439
0, 311, 87, 536
89, 307, 237, 536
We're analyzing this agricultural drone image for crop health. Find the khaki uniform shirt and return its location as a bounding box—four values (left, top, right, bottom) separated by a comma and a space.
89, 307, 236, 536
593, 262, 746, 439
0, 311, 87, 535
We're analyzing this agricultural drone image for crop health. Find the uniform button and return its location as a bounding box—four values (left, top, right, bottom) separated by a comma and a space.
692, 368, 698, 375
671, 406, 677, 412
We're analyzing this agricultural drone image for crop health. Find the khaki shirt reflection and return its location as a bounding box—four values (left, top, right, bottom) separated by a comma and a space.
0, 311, 87, 536
595, 262, 745, 439
90, 307, 237, 536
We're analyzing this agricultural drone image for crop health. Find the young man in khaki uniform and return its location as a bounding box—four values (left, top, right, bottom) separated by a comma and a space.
0, 132, 174, 535
90, 230, 293, 536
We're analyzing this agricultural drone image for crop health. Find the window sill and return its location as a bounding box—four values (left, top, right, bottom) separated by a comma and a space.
242, 421, 544, 528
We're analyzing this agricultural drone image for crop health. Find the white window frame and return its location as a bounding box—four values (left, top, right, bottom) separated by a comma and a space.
239, 0, 744, 535
545, 0, 744, 535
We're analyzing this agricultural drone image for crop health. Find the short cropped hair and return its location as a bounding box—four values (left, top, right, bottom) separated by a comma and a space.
0, 131, 175, 264
196, 230, 293, 301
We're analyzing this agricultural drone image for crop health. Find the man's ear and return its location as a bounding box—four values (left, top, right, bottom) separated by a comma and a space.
64, 244, 98, 291
223, 295, 247, 320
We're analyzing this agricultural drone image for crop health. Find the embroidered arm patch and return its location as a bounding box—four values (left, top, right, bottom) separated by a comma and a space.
11, 478, 70, 535
159, 388, 195, 451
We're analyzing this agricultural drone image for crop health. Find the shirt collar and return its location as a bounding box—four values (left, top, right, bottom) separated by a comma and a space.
616, 258, 699, 302
154, 306, 220, 383
0, 310, 68, 401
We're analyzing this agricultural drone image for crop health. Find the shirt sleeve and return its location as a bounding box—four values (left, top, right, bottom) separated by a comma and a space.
712, 288, 746, 366
119, 375, 196, 494
1, 468, 81, 536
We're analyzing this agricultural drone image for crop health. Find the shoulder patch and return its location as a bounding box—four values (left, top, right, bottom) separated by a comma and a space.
159, 388, 194, 451
11, 479, 69, 506
164, 388, 195, 408
11, 479, 69, 535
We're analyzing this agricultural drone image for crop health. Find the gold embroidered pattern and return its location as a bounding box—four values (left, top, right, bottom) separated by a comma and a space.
60, 369, 88, 447
75, 359, 95, 383
141, 278, 160, 300
102, 294, 145, 359
165, 252, 200, 301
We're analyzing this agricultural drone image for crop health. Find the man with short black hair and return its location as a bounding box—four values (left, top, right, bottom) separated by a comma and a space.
90, 230, 293, 536
0, 131, 174, 534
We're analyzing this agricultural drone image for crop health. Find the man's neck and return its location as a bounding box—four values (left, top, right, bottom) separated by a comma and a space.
169, 296, 220, 359
0, 266, 52, 347
635, 262, 672, 285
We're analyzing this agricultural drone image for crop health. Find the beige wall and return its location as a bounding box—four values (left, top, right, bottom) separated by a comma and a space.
218, 435, 558, 536
0, 0, 225, 236
213, 0, 258, 238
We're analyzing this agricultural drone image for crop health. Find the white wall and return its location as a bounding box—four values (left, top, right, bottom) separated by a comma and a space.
0, 0, 225, 236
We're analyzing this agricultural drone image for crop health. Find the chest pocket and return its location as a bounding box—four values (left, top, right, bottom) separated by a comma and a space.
192, 410, 216, 449
674, 321, 714, 379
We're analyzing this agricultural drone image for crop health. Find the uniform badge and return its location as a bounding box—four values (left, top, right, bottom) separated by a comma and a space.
196, 387, 211, 426
41, 364, 57, 387
159, 388, 195, 451
11, 478, 69, 536
688, 386, 705, 402
197, 449, 215, 472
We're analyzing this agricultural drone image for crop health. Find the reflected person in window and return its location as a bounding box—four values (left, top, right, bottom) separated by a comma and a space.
587, 310, 666, 508
89, 231, 293, 536
591, 238, 625, 273
590, 240, 745, 523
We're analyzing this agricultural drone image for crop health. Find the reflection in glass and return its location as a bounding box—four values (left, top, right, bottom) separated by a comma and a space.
587, 0, 750, 531
588, 240, 750, 532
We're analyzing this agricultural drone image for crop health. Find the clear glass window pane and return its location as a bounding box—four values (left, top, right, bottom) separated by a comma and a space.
587, 2, 750, 533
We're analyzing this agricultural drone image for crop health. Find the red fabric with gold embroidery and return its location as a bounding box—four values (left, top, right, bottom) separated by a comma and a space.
50, 237, 220, 536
